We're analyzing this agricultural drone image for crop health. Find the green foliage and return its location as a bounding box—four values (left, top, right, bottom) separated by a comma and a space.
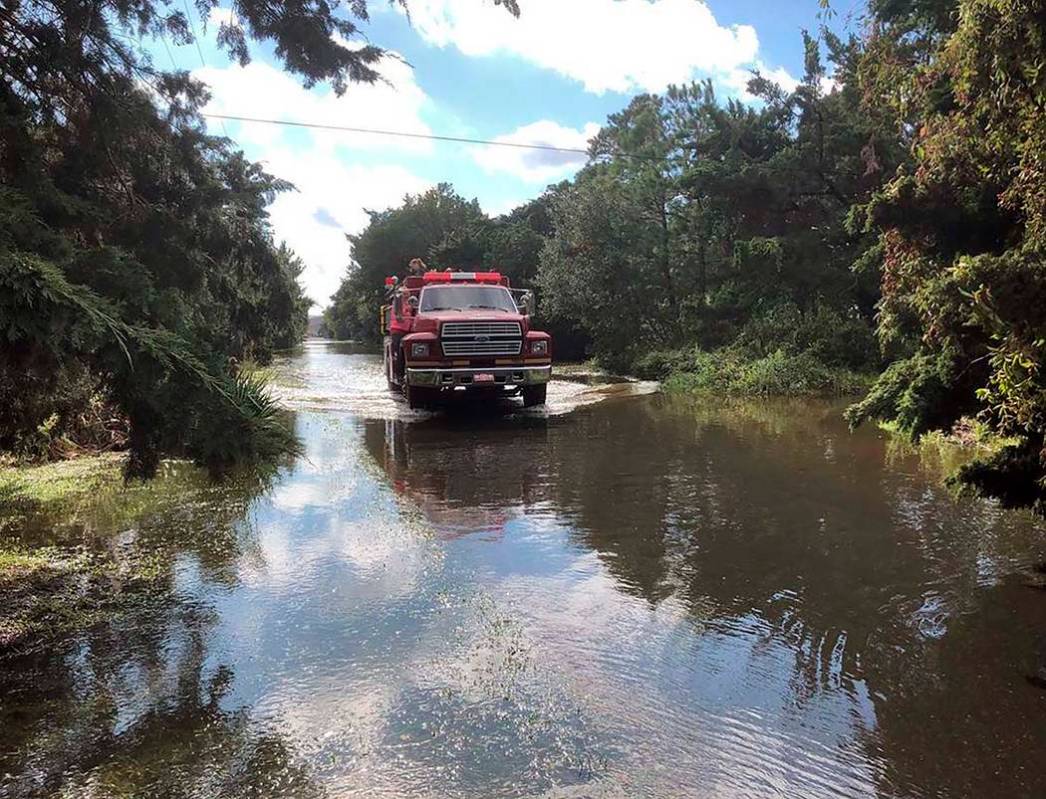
536, 60, 891, 371
0, 1, 414, 473
849, 0, 1046, 512
1, 250, 299, 476
322, 183, 594, 356
844, 351, 963, 437
324, 184, 487, 341
734, 302, 878, 370
662, 349, 870, 397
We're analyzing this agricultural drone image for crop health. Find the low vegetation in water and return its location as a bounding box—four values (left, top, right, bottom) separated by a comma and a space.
0, 454, 264, 657
628, 304, 876, 397
657, 350, 871, 397
0, 456, 149, 653
0, 543, 169, 655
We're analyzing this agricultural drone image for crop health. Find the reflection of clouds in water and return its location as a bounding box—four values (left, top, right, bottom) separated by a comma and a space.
243, 495, 433, 602
220, 527, 883, 798
269, 478, 341, 512
224, 401, 884, 796
479, 563, 883, 798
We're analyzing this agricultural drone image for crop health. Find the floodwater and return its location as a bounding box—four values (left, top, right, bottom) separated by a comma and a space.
3, 339, 1046, 799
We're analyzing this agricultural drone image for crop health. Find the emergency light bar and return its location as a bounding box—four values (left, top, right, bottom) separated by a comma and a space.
422, 271, 503, 284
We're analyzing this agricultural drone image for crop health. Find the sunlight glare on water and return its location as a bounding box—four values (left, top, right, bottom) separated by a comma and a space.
269, 340, 658, 419
2, 340, 1046, 799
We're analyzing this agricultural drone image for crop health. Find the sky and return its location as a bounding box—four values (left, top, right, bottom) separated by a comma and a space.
160, 0, 834, 309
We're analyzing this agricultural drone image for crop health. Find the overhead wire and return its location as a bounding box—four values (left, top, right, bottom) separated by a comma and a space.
179, 0, 229, 137
200, 113, 660, 162
169, 7, 649, 162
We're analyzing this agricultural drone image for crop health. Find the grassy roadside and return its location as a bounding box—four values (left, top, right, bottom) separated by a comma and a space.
600, 347, 876, 398
0, 453, 125, 515
0, 455, 197, 656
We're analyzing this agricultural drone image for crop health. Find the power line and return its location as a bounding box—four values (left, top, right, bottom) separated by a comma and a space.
159, 30, 178, 72
202, 113, 590, 155
200, 113, 658, 162
180, 0, 229, 137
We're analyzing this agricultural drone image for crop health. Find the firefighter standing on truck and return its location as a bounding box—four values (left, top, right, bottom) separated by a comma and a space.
388, 258, 426, 384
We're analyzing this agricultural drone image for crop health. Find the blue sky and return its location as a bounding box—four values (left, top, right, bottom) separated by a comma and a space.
161, 0, 837, 308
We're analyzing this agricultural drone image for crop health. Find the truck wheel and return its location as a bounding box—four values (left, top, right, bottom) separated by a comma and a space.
521, 384, 547, 408
405, 385, 437, 410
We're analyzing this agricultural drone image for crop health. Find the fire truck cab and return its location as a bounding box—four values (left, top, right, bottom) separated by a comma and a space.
381, 270, 552, 409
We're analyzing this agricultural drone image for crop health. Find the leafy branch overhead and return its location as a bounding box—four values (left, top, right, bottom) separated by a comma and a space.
1, 1, 483, 475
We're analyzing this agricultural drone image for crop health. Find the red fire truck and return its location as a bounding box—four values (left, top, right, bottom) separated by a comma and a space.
381, 270, 552, 409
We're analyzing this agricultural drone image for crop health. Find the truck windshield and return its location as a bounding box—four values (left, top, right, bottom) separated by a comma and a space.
419, 285, 518, 313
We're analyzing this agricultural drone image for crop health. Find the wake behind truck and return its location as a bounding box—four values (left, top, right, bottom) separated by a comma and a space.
381, 270, 552, 409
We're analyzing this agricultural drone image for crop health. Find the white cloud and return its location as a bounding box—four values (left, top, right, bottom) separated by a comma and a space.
207, 6, 238, 27
195, 54, 432, 153
264, 150, 430, 307
193, 54, 435, 307
480, 195, 529, 218
400, 0, 762, 95
724, 61, 801, 100
819, 73, 841, 95
472, 119, 600, 183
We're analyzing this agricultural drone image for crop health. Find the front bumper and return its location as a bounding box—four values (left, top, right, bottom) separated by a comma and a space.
406, 365, 551, 388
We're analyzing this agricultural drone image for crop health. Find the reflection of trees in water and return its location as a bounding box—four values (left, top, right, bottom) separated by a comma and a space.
0, 448, 314, 798
1, 601, 322, 799
365, 397, 1046, 797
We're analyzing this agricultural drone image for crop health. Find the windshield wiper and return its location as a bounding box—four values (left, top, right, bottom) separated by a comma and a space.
425, 306, 463, 311
465, 305, 508, 310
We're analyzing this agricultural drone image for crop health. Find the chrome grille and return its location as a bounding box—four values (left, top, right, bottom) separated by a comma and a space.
441, 321, 522, 357
442, 340, 522, 356
441, 322, 521, 338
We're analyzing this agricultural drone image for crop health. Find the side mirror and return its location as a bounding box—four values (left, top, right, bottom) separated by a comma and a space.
407, 295, 419, 310
519, 291, 535, 316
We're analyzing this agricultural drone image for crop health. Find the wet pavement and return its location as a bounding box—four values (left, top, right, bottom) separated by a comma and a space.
2, 339, 1045, 798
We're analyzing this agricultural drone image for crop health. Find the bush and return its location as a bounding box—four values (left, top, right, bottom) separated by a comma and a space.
663, 349, 871, 397
843, 350, 972, 438
631, 347, 703, 380
735, 302, 878, 370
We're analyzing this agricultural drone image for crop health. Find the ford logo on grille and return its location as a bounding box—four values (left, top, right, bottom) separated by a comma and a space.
476, 335, 490, 342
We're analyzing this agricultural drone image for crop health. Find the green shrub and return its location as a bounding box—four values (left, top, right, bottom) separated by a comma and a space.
664, 349, 871, 397
631, 347, 703, 380
735, 302, 878, 370
844, 350, 970, 438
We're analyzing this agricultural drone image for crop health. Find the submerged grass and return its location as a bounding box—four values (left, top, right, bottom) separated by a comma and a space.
0, 454, 247, 657
881, 417, 1021, 483
0, 542, 171, 656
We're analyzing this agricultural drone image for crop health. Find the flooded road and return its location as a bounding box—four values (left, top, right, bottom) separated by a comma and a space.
3, 340, 1046, 798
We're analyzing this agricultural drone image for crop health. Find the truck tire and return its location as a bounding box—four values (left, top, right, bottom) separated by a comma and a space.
385, 349, 396, 390
521, 384, 547, 408
405, 384, 438, 410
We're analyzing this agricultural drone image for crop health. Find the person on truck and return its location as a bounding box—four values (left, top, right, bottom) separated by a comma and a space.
383, 269, 552, 409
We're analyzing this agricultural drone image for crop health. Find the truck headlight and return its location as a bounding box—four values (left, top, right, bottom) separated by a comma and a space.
410, 342, 430, 358
530, 340, 548, 355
